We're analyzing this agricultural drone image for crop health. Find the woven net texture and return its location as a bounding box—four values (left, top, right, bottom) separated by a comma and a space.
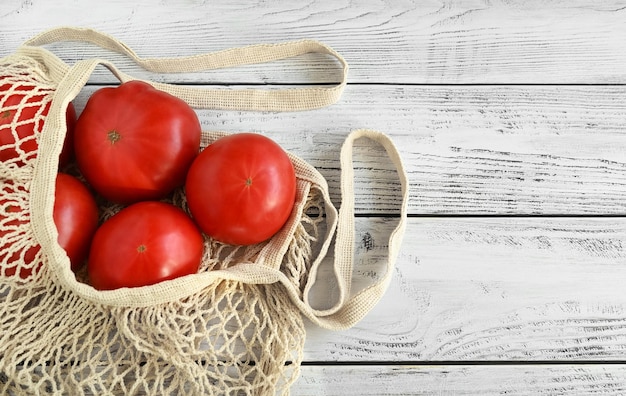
0, 55, 329, 395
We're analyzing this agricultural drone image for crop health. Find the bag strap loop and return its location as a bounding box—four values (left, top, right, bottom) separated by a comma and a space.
286, 129, 409, 330
22, 26, 348, 111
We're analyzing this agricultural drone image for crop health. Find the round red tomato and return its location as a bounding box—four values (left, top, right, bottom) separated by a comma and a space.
0, 173, 96, 278
87, 201, 204, 290
0, 181, 40, 278
185, 133, 296, 246
74, 80, 201, 204
0, 76, 77, 167
54, 173, 99, 271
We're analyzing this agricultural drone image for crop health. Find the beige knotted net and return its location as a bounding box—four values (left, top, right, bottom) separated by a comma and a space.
0, 28, 408, 395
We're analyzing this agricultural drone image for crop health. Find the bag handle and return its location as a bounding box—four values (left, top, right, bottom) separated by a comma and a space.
291, 129, 409, 330
25, 29, 405, 329
33, 58, 407, 323
22, 26, 348, 111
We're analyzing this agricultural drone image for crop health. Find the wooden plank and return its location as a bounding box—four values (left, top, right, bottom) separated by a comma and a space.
293, 364, 626, 395
68, 84, 626, 215
303, 217, 626, 362
1, 1, 625, 84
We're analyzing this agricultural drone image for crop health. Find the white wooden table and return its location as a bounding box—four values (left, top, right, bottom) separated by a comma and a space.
3, 1, 626, 394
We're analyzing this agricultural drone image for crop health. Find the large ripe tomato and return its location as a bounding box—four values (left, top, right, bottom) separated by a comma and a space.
0, 76, 77, 167
87, 201, 204, 290
54, 173, 99, 271
74, 80, 201, 204
185, 133, 296, 246
0, 173, 96, 278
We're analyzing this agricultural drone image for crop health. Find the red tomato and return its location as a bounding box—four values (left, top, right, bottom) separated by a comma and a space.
0, 173, 96, 278
87, 201, 204, 290
185, 133, 296, 246
74, 80, 201, 204
0, 181, 40, 278
54, 173, 99, 271
0, 76, 77, 167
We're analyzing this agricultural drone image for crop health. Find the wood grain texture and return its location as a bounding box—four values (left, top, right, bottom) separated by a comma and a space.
3, 0, 626, 394
70, 84, 626, 215
1, 0, 625, 84
293, 365, 626, 395
303, 217, 626, 361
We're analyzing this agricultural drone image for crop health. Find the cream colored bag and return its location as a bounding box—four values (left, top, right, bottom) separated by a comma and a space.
0, 27, 408, 395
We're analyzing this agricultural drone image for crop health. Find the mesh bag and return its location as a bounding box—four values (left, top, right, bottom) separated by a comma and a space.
0, 27, 408, 395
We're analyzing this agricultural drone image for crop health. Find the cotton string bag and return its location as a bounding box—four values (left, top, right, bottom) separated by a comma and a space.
0, 27, 409, 395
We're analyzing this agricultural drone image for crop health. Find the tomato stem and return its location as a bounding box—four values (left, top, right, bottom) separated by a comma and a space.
245, 177, 252, 186
137, 244, 147, 253
107, 130, 122, 144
